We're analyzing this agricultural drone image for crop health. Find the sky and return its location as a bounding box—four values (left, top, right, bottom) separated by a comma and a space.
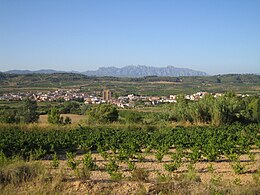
0, 0, 259, 75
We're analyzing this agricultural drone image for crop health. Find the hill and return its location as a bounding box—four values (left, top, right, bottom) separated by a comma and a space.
0, 72, 259, 96
82, 65, 208, 77
5, 69, 67, 74
4, 65, 207, 77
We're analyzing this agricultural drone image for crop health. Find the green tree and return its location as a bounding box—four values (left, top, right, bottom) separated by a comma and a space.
19, 98, 39, 123
0, 109, 20, 123
124, 111, 143, 124
246, 97, 260, 123
86, 104, 119, 124
48, 107, 63, 124
64, 116, 72, 124
210, 92, 245, 125
169, 94, 191, 122
60, 101, 81, 114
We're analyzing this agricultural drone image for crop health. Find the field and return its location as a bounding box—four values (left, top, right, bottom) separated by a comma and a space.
0, 73, 260, 194
39, 114, 86, 124
1, 123, 260, 194
0, 73, 260, 95
36, 147, 260, 194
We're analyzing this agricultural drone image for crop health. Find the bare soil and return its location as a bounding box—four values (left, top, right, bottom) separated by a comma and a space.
41, 148, 260, 194
39, 114, 85, 124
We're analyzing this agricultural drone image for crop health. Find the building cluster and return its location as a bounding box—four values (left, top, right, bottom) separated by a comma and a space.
0, 89, 250, 108
0, 89, 88, 102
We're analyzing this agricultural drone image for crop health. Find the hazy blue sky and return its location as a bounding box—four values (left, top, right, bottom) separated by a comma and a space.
0, 0, 259, 75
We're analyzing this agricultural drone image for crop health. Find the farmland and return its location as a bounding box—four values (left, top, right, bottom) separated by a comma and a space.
0, 73, 260, 194
0, 73, 260, 96
1, 123, 260, 194
39, 114, 85, 124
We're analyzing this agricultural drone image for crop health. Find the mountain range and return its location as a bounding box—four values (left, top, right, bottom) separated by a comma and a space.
4, 65, 208, 77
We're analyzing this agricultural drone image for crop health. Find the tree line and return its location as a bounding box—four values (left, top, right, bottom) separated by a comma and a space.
167, 92, 260, 125
0, 92, 259, 125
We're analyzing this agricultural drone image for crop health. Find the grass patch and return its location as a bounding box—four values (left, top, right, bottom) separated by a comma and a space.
0, 160, 44, 186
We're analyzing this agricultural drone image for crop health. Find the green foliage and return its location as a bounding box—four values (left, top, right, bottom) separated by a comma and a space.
155, 147, 168, 162
0, 109, 20, 123
105, 158, 119, 174
127, 161, 136, 171
233, 177, 242, 185
248, 152, 256, 162
155, 172, 172, 183
29, 147, 46, 160
185, 164, 201, 182
246, 97, 260, 123
188, 147, 201, 163
51, 152, 59, 169
135, 153, 145, 162
227, 153, 239, 162
60, 101, 81, 114
74, 166, 91, 180
130, 168, 149, 182
231, 162, 245, 174
109, 171, 123, 181
19, 98, 39, 123
168, 92, 260, 125
82, 152, 98, 171
48, 107, 72, 125
124, 111, 143, 124
64, 116, 72, 124
0, 150, 8, 167
207, 163, 215, 174
105, 157, 122, 180
86, 104, 119, 124
97, 146, 108, 160
66, 152, 78, 170
0, 123, 259, 164
164, 162, 181, 172
47, 107, 63, 124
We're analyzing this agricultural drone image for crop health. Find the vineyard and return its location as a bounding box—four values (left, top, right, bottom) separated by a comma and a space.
1, 123, 260, 194
1, 124, 259, 160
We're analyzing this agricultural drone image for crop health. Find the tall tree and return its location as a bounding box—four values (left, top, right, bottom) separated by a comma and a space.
19, 98, 39, 123
48, 107, 63, 124
86, 104, 119, 124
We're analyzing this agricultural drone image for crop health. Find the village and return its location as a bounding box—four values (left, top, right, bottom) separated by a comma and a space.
0, 89, 250, 108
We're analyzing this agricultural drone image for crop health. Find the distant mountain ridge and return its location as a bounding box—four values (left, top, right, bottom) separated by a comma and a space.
4, 65, 208, 77
82, 65, 207, 77
5, 69, 67, 74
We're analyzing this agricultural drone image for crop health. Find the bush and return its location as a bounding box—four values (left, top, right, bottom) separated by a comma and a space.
82, 152, 98, 171
0, 161, 44, 186
51, 152, 60, 169
130, 168, 149, 182
86, 104, 119, 124
48, 107, 63, 124
19, 98, 39, 123
124, 111, 143, 124
231, 162, 245, 174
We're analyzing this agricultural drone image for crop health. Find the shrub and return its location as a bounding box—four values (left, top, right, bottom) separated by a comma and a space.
231, 162, 245, 174
130, 168, 149, 182
110, 172, 123, 181
74, 167, 91, 180
0, 161, 44, 186
66, 152, 78, 170
48, 107, 63, 124
52, 152, 60, 169
82, 152, 98, 171
105, 159, 119, 174
164, 162, 181, 172
86, 104, 119, 124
